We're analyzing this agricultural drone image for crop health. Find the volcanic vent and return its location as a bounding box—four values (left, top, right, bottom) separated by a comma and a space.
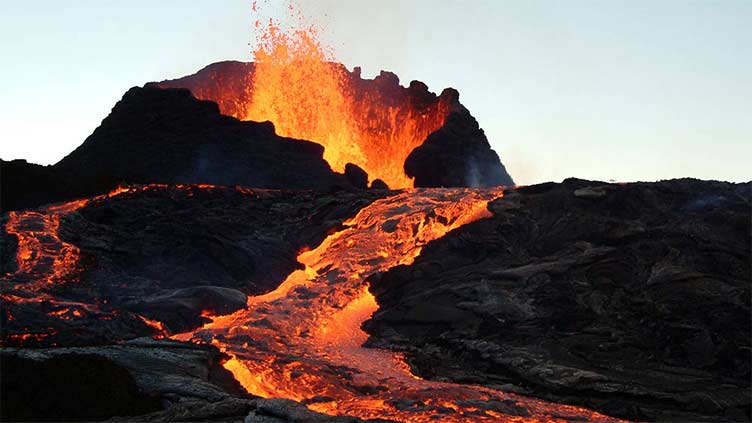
157, 17, 513, 189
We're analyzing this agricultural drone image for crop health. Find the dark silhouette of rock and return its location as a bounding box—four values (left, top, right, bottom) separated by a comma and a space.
3, 61, 515, 212
370, 179, 389, 190
365, 178, 751, 422
1, 338, 248, 422
1, 337, 384, 423
1, 351, 162, 421
55, 86, 349, 191
154, 61, 257, 119
404, 100, 514, 187
0, 159, 72, 212
2, 86, 355, 211
344, 163, 369, 189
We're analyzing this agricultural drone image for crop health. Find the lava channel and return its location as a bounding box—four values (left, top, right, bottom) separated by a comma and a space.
174, 188, 627, 422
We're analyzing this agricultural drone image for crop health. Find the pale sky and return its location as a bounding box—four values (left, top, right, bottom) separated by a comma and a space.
1, 1, 750, 185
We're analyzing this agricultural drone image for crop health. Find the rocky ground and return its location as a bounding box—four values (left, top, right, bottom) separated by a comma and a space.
7, 61, 746, 422
2, 178, 749, 422
1, 185, 387, 347
1, 338, 378, 423
1, 185, 390, 422
364, 178, 751, 422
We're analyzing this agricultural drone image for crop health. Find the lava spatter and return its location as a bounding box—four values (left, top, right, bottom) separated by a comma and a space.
174, 6, 452, 189
177, 188, 626, 422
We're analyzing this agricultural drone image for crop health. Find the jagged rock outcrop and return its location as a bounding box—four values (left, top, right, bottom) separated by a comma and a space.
0, 338, 241, 422
2, 61, 515, 212
404, 103, 514, 187
1, 86, 355, 211
365, 178, 751, 422
344, 163, 369, 189
1, 338, 376, 423
0, 159, 70, 212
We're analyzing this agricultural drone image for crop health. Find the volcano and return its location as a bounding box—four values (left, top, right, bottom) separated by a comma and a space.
155, 61, 514, 190
1, 9, 750, 423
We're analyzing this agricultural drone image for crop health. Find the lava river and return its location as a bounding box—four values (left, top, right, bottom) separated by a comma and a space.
174, 188, 626, 422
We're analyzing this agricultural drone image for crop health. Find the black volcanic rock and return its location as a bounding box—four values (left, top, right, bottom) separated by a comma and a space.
344, 163, 369, 189
1, 351, 162, 421
370, 179, 389, 190
0, 337, 377, 423
2, 86, 354, 211
155, 61, 257, 119
55, 86, 348, 191
365, 178, 751, 422
404, 100, 514, 187
0, 338, 249, 421
0, 159, 70, 212
4, 61, 516, 212
1, 185, 387, 345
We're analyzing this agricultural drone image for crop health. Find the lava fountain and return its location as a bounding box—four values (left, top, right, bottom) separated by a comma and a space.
158, 8, 455, 189
175, 189, 625, 422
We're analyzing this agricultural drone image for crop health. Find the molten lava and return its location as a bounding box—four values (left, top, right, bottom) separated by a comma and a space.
166, 10, 454, 189
246, 20, 451, 188
3, 184, 210, 291
3, 183, 628, 420
5, 199, 89, 290
1, 184, 226, 346
175, 189, 625, 422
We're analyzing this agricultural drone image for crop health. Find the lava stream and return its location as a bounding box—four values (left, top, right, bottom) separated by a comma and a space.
4, 200, 89, 290
178, 188, 626, 422
2, 184, 210, 291
175, 14, 452, 189
2, 184, 225, 343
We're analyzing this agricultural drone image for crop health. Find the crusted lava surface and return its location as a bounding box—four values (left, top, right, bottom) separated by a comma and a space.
1, 184, 387, 347
364, 178, 752, 422
3, 182, 630, 423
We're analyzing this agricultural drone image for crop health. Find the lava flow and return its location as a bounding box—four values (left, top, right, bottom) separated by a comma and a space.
2, 184, 211, 291
176, 189, 625, 422
1, 184, 224, 346
4, 199, 89, 290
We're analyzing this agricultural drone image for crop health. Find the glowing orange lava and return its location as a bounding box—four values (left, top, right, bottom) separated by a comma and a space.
171, 7, 453, 189
246, 20, 451, 188
5, 199, 89, 290
2, 184, 225, 336
3, 185, 175, 290
175, 188, 626, 422
4, 183, 628, 420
